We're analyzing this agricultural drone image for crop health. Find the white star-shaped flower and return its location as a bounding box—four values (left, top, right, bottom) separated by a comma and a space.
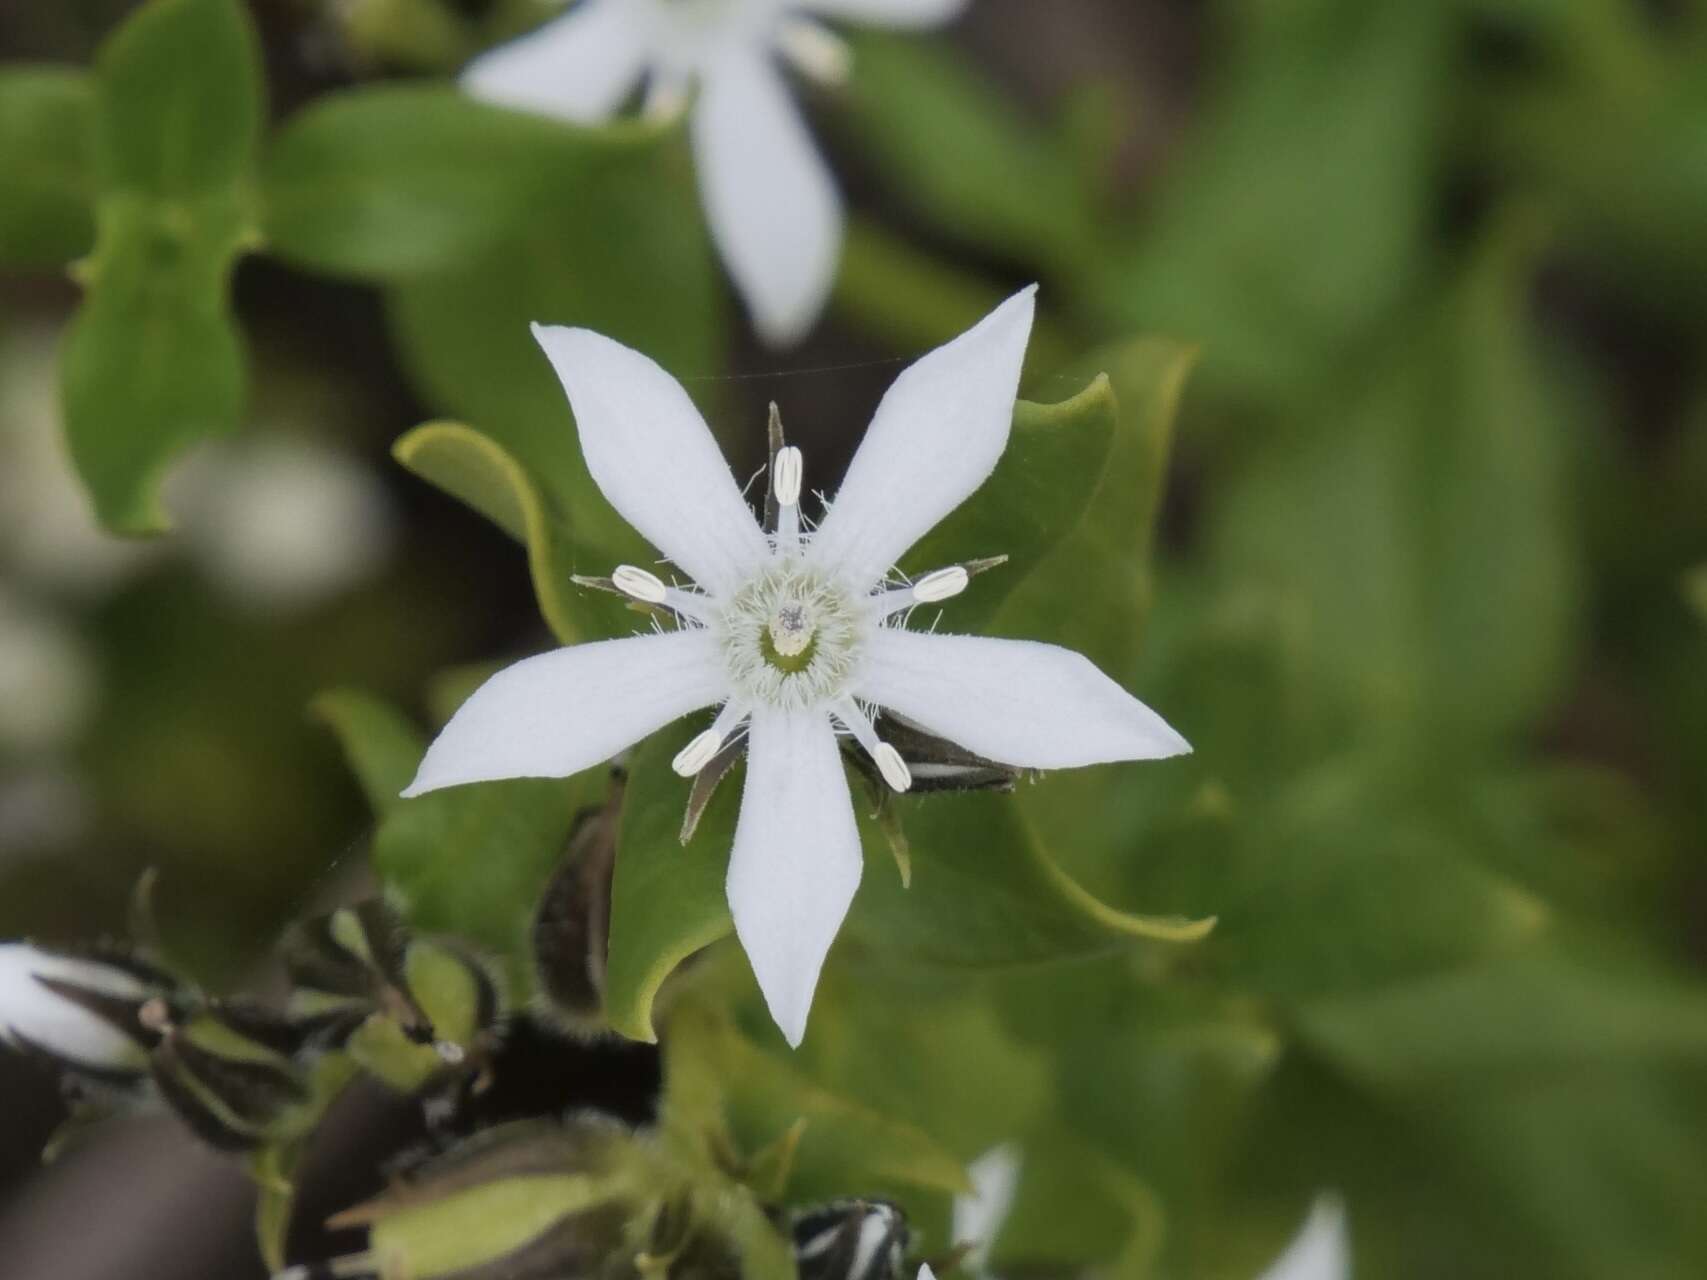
402, 287, 1190, 1045
460, 0, 969, 346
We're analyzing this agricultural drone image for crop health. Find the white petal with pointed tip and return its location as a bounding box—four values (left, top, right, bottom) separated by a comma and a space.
403, 631, 725, 796
796, 0, 970, 26
726, 708, 862, 1047
859, 630, 1190, 769
532, 326, 771, 593
692, 47, 843, 348
810, 287, 1036, 588
0, 943, 146, 1068
954, 1144, 1023, 1265
460, 0, 653, 124
1260, 1196, 1350, 1280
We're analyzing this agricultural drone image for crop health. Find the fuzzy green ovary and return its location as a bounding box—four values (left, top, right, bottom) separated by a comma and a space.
759, 619, 819, 674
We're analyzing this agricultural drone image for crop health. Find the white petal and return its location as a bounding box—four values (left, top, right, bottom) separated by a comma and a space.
460, 0, 652, 124
809, 287, 1036, 589
794, 0, 970, 27
531, 326, 771, 594
0, 943, 146, 1068
954, 1144, 1023, 1264
859, 630, 1190, 769
726, 708, 862, 1047
402, 631, 725, 796
1260, 1197, 1351, 1280
692, 48, 843, 347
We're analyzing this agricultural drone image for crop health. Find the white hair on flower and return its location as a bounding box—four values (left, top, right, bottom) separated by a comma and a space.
458, 0, 971, 347
402, 286, 1191, 1046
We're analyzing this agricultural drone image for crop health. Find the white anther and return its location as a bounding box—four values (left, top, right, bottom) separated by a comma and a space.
775, 17, 852, 88
874, 742, 913, 793
773, 447, 803, 509
912, 566, 969, 604
613, 565, 668, 604
672, 728, 724, 777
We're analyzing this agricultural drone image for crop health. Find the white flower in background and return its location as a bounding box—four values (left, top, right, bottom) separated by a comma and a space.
0, 942, 150, 1071
166, 436, 396, 614
1259, 1197, 1350, 1280
461, 0, 969, 346
953, 1144, 1021, 1267
403, 286, 1190, 1045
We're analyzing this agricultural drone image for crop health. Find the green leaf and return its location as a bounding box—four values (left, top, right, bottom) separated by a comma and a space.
846, 788, 1214, 969
604, 728, 740, 1044
313, 687, 598, 996
839, 32, 1097, 277
308, 689, 426, 815
263, 87, 676, 281
386, 127, 721, 633
393, 420, 612, 646
1099, 0, 1451, 399
95, 0, 262, 199
902, 377, 1117, 636
60, 0, 264, 533
1207, 218, 1578, 748
665, 1002, 971, 1203
0, 68, 97, 266
60, 192, 249, 533
1297, 950, 1707, 1090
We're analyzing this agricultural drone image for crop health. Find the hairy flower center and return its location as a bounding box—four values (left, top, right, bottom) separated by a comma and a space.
718, 566, 864, 710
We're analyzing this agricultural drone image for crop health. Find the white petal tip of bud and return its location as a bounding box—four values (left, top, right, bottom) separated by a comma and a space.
673, 729, 724, 777
774, 447, 804, 508
612, 564, 668, 604
912, 566, 969, 604
776, 17, 852, 88
875, 742, 912, 792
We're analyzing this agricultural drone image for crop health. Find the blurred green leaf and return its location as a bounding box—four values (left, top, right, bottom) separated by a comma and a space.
991, 1132, 1164, 1277
904, 376, 1118, 636
94, 0, 262, 199
665, 1001, 970, 1204
1101, 0, 1451, 399
313, 688, 596, 995
263, 87, 675, 281
840, 32, 1096, 277
0, 68, 97, 265
1297, 950, 1707, 1089
386, 130, 721, 630
394, 420, 594, 644
1208, 220, 1578, 748
60, 0, 263, 533
846, 787, 1214, 968
1686, 563, 1707, 627
785, 968, 1054, 1161
605, 727, 741, 1044
61, 193, 249, 533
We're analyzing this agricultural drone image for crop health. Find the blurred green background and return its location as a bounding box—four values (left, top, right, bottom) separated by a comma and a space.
2, 1, 1706, 1277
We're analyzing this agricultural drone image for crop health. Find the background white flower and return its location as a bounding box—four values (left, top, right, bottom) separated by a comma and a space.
403, 286, 1190, 1046
1260, 1196, 1350, 1280
954, 1144, 1021, 1268
460, 0, 970, 346
0, 942, 151, 1071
